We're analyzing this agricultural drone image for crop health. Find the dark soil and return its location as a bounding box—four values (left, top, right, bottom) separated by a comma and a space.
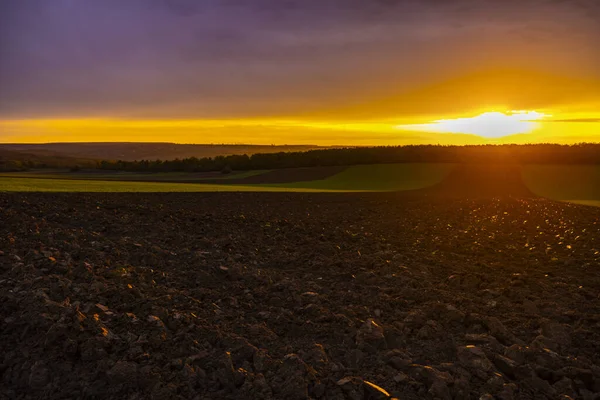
1, 192, 599, 400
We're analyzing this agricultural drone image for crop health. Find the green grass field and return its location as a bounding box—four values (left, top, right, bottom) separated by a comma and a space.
2, 164, 598, 205
522, 165, 600, 207
0, 169, 268, 182
0, 163, 454, 192
0, 177, 335, 193
263, 163, 454, 191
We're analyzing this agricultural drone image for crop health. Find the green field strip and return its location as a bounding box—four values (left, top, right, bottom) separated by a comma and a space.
0, 169, 270, 182
0, 177, 342, 193
522, 165, 600, 207
258, 163, 455, 191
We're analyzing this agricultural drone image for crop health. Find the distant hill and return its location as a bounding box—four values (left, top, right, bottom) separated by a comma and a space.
0, 148, 98, 171
0, 143, 329, 162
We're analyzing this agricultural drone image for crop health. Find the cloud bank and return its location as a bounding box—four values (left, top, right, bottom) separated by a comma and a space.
1, 0, 599, 120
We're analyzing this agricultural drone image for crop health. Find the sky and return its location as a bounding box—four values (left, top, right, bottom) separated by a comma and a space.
0, 0, 599, 145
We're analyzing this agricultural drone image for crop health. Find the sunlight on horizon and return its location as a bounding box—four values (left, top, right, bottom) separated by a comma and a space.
396, 110, 550, 139
1, 110, 598, 145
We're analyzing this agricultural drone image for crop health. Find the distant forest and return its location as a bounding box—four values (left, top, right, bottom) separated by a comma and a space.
93, 144, 600, 172
2, 144, 600, 172
0, 143, 327, 162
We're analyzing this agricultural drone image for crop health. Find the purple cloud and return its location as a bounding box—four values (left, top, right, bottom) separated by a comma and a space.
0, 0, 598, 119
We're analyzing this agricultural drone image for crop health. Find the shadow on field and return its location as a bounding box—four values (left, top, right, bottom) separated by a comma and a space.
199, 166, 348, 184
415, 163, 536, 198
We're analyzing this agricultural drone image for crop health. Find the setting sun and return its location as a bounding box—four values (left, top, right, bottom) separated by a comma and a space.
397, 111, 550, 139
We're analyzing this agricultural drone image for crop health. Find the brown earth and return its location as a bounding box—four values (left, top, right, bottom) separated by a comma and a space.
1, 191, 600, 400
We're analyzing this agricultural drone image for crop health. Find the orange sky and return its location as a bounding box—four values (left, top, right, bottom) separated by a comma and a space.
1, 1, 599, 145
2, 113, 598, 145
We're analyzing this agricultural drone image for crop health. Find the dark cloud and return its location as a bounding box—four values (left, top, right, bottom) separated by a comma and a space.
0, 0, 599, 119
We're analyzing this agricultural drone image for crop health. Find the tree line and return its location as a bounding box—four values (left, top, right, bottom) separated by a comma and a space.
0, 154, 97, 172
94, 144, 600, 173
2, 144, 599, 173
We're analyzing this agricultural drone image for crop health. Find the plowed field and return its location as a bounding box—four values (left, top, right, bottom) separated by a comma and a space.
2, 190, 600, 399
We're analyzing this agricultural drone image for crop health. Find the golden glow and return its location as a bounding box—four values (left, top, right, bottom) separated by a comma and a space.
2, 67, 599, 145
0, 110, 598, 145
396, 111, 550, 138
